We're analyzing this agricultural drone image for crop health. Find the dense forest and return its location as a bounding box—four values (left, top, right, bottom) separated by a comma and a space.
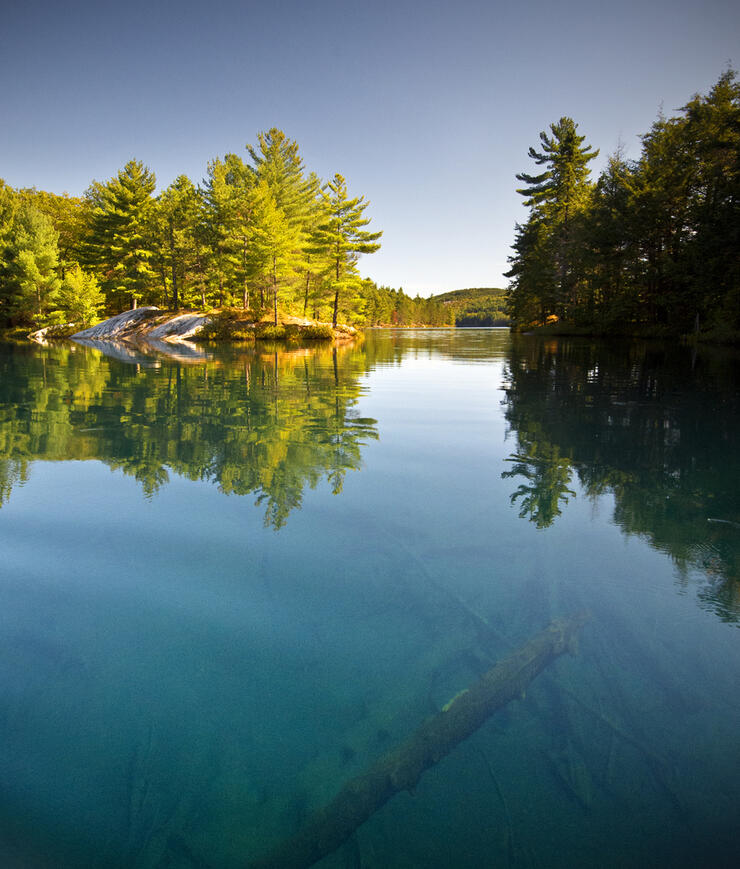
506, 71, 740, 340
0, 129, 450, 332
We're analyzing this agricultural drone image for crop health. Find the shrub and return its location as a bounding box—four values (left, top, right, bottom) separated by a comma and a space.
300, 324, 334, 340
255, 324, 286, 340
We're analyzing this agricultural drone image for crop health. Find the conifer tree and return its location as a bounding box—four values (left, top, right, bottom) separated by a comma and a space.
308, 174, 382, 326
155, 175, 199, 310
246, 129, 316, 228
511, 118, 598, 322
246, 130, 320, 313
200, 158, 242, 308
247, 180, 303, 324
82, 160, 157, 310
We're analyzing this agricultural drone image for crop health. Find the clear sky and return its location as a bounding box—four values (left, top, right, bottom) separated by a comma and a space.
2, 0, 738, 295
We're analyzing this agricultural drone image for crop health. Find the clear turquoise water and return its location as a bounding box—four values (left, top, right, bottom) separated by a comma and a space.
0, 330, 738, 868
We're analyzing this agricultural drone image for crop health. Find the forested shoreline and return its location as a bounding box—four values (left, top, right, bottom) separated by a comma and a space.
0, 129, 452, 332
506, 72, 740, 341
6, 72, 737, 342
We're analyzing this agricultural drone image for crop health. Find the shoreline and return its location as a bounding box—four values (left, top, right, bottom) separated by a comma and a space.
26, 307, 360, 347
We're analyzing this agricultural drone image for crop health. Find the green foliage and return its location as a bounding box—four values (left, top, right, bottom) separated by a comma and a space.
247, 179, 304, 324
428, 287, 509, 326
509, 117, 598, 323
354, 280, 450, 326
507, 71, 740, 339
2, 201, 61, 327
308, 173, 382, 326
3, 127, 446, 330
295, 323, 334, 340
198, 308, 256, 341
153, 174, 200, 311
57, 263, 105, 326
255, 323, 287, 340
18, 188, 87, 271
81, 160, 158, 310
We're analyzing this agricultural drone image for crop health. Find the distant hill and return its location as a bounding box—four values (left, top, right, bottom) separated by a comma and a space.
428, 287, 509, 326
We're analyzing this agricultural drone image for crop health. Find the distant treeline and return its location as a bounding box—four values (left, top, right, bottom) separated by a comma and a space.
430, 287, 509, 326
356, 282, 452, 326
507, 71, 740, 340
0, 129, 407, 331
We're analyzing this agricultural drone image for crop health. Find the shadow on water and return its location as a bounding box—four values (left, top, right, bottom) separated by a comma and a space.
501, 335, 740, 624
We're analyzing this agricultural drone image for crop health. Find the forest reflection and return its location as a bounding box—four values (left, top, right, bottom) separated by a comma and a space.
501, 336, 740, 623
0, 341, 378, 529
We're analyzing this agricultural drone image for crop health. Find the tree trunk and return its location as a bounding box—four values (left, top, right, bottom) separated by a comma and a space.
242, 236, 249, 310
272, 259, 278, 326
332, 260, 340, 327
169, 218, 179, 311
249, 614, 589, 869
303, 269, 310, 316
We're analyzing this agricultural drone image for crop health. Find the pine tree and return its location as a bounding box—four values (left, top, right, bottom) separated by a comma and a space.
308, 174, 382, 326
155, 175, 199, 310
247, 180, 303, 325
246, 129, 316, 228
82, 160, 157, 310
511, 118, 598, 322
246, 130, 318, 314
199, 158, 242, 308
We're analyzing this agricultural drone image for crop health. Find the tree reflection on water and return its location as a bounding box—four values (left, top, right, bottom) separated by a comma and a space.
0, 341, 378, 529
502, 336, 740, 623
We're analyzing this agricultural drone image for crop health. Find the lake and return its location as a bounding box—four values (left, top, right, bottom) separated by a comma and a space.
0, 328, 738, 868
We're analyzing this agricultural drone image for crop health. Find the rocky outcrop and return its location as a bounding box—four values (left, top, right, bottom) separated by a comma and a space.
71, 307, 164, 340
28, 323, 80, 344
65, 308, 212, 363
146, 313, 212, 341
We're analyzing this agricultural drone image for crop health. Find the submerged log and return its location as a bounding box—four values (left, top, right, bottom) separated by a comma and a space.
249, 612, 589, 869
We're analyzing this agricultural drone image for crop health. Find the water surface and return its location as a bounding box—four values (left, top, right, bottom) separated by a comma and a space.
1, 330, 738, 867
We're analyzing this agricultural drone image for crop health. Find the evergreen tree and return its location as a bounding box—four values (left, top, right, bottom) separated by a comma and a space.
82, 160, 157, 310
246, 129, 316, 228
680, 70, 740, 331
511, 118, 598, 322
247, 180, 303, 324
155, 175, 199, 310
200, 158, 242, 308
246, 129, 319, 313
309, 174, 382, 326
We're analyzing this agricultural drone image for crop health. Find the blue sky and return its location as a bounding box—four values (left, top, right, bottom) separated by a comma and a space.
2, 0, 738, 294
